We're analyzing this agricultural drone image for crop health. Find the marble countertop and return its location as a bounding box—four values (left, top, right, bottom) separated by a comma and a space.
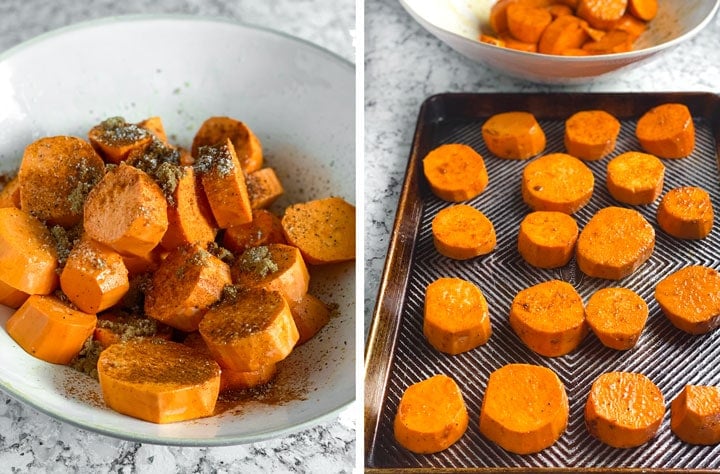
0, 1, 355, 473
364, 0, 720, 333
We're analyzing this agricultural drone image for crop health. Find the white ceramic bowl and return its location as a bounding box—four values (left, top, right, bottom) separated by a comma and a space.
399, 0, 720, 83
0, 15, 355, 446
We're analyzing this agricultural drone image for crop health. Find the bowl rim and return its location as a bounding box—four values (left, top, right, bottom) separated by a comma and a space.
0, 13, 355, 447
398, 0, 720, 62
0, 13, 354, 68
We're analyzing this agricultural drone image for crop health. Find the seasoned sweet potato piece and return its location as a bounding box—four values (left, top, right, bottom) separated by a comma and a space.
247, 167, 284, 209
191, 117, 263, 173
222, 209, 286, 254
231, 244, 310, 303
88, 116, 154, 164
671, 385, 720, 445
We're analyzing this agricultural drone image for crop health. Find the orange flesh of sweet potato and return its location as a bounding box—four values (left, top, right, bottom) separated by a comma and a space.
422, 143, 489, 202
194, 139, 253, 228
482, 111, 546, 160
582, 29, 633, 53
83, 163, 168, 258
97, 338, 221, 423
576, 0, 628, 30
657, 186, 714, 239
281, 196, 356, 265
231, 243, 310, 303
137, 116, 169, 145
161, 166, 218, 250
247, 167, 284, 210
564, 110, 621, 160
517, 211, 578, 268
655, 265, 720, 335
423, 277, 492, 355
636, 103, 695, 159
585, 371, 665, 448
191, 117, 264, 173
538, 15, 590, 54
671, 385, 720, 445
288, 293, 331, 345
144, 243, 231, 332
521, 153, 594, 214
88, 117, 154, 164
479, 363, 568, 454
0, 207, 58, 295
0, 176, 21, 209
222, 209, 286, 254
0, 278, 29, 308
6, 295, 96, 364
585, 287, 648, 350
93, 311, 173, 349
394, 374, 469, 454
19, 136, 105, 227
198, 287, 299, 372
507, 4, 553, 44
431, 205, 496, 260
60, 236, 130, 314
183, 332, 277, 391
576, 206, 654, 280
606, 151, 665, 205
509, 279, 587, 357
628, 0, 657, 21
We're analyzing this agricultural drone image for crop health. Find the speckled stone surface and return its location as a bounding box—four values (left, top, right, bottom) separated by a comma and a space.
0, 1, 356, 472
364, 0, 720, 332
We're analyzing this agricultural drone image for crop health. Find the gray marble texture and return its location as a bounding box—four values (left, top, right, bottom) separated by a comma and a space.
364, 0, 720, 332
0, 1, 356, 473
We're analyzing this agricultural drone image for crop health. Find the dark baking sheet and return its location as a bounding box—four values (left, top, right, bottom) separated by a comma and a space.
365, 93, 720, 471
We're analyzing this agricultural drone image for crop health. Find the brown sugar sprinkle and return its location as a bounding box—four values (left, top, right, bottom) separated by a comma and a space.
96, 116, 151, 146
120, 273, 152, 313
206, 241, 235, 265
194, 144, 235, 177
49, 224, 82, 268
237, 245, 278, 278
204, 288, 282, 340
66, 158, 104, 214
129, 138, 185, 205
69, 337, 103, 380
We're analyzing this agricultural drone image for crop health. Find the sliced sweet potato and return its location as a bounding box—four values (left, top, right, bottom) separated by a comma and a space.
521, 153, 594, 214
657, 186, 714, 239
6, 295, 96, 364
636, 103, 695, 159
423, 277, 492, 355
431, 205, 496, 260
0, 176, 21, 209
538, 15, 590, 55
198, 287, 299, 372
506, 3, 553, 44
576, 206, 654, 280
517, 211, 578, 268
144, 243, 231, 332
281, 196, 356, 265
0, 278, 29, 309
93, 311, 173, 349
288, 293, 331, 345
161, 166, 218, 250
18, 135, 105, 227
655, 265, 720, 334
222, 209, 286, 254
194, 139, 253, 228
480, 363, 568, 454
247, 167, 284, 209
137, 116, 169, 144
481, 111, 546, 160
606, 151, 665, 205
585, 371, 665, 448
671, 385, 720, 445
564, 110, 621, 160
422, 143, 489, 202
97, 338, 221, 423
509, 279, 587, 357
231, 244, 310, 303
0, 207, 58, 295
576, 0, 628, 30
585, 287, 648, 350
83, 163, 168, 258
394, 374, 468, 454
191, 116, 263, 173
59, 236, 130, 314
88, 117, 154, 164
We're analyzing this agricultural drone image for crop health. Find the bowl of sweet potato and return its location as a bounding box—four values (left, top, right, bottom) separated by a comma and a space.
0, 16, 355, 445
399, 0, 719, 83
